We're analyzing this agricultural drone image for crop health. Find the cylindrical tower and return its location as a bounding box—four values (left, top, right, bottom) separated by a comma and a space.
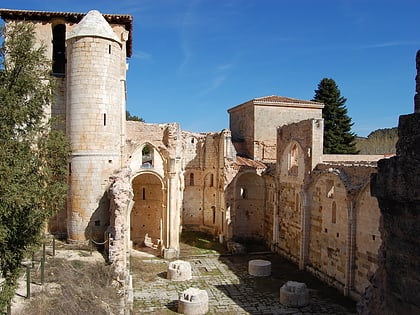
66, 10, 125, 241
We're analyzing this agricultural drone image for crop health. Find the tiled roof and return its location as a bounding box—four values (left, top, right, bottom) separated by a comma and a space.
235, 156, 267, 169
228, 95, 323, 112
254, 95, 322, 106
0, 8, 133, 56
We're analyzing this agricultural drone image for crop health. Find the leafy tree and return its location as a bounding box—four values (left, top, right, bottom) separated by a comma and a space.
355, 127, 398, 154
126, 110, 144, 122
312, 78, 358, 154
0, 23, 70, 309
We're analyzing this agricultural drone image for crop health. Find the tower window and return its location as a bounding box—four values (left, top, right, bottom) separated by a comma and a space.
331, 201, 337, 224
109, 45, 112, 54
52, 24, 66, 76
103, 113, 107, 126
189, 173, 194, 186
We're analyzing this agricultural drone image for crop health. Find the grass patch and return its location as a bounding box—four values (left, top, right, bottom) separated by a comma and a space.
180, 231, 228, 255
18, 258, 122, 315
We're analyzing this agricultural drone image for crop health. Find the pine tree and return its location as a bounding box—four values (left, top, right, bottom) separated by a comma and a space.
312, 78, 358, 154
0, 23, 70, 309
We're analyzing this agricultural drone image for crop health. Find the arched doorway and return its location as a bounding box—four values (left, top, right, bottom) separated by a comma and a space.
130, 172, 165, 248
233, 172, 265, 239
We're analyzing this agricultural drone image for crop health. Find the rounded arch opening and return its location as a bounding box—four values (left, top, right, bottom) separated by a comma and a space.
130, 172, 166, 249
232, 172, 265, 240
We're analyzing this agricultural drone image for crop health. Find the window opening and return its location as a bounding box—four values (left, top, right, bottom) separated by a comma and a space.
141, 145, 153, 168
331, 201, 337, 224
240, 187, 247, 199
142, 188, 146, 200
103, 113, 107, 126
327, 179, 334, 198
295, 193, 300, 212
212, 206, 216, 225
109, 45, 111, 54
189, 173, 194, 186
52, 24, 66, 75
289, 143, 299, 176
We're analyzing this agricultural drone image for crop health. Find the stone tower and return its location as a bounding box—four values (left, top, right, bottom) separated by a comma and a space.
66, 10, 127, 241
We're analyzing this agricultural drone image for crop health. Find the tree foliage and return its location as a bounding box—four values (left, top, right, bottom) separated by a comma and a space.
312, 78, 358, 154
126, 110, 144, 122
355, 127, 398, 154
0, 23, 70, 309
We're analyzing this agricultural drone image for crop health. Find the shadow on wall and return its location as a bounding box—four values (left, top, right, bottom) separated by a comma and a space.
85, 191, 110, 244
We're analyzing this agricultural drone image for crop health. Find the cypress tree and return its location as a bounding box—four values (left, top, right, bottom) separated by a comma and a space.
312, 78, 358, 154
0, 22, 70, 308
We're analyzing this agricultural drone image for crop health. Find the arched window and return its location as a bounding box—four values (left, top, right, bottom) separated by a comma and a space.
52, 24, 66, 75
205, 173, 214, 187
289, 143, 299, 176
240, 187, 247, 199
141, 145, 153, 168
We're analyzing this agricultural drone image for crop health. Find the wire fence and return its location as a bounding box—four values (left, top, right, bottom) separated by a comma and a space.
2, 234, 110, 315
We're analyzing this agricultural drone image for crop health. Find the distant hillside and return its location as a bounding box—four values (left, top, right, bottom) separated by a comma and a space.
355, 127, 398, 154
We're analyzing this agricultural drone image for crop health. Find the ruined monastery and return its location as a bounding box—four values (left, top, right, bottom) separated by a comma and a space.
2, 9, 416, 308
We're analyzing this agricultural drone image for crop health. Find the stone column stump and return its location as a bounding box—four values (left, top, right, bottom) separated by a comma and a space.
279, 281, 310, 307
178, 287, 209, 315
167, 260, 192, 281
248, 259, 271, 276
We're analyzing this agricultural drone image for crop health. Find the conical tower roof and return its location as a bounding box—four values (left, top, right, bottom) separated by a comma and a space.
67, 10, 121, 44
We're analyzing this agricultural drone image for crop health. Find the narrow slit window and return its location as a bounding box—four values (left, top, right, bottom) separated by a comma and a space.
109, 45, 111, 54
331, 201, 337, 224
142, 188, 146, 200
103, 113, 107, 126
189, 173, 194, 186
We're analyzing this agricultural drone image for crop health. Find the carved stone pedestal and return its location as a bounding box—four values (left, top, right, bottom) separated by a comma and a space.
178, 288, 208, 315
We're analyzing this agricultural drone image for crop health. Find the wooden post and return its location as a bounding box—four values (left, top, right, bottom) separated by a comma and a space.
41, 243, 45, 285
26, 265, 31, 299
52, 236, 56, 257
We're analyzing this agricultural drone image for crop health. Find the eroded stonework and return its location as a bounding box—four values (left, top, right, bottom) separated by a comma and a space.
1, 8, 409, 311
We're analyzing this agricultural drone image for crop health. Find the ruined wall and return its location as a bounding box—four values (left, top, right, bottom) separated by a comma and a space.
308, 173, 349, 288
232, 172, 265, 239
354, 184, 381, 295
359, 112, 420, 314
182, 131, 225, 235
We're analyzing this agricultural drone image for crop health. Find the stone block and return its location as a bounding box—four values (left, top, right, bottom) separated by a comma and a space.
248, 259, 271, 276
167, 260, 192, 281
178, 287, 209, 315
280, 281, 310, 307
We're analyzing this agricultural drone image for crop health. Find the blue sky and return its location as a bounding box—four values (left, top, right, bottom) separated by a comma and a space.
2, 0, 419, 136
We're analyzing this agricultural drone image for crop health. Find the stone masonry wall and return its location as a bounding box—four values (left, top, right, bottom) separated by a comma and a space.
359, 112, 420, 314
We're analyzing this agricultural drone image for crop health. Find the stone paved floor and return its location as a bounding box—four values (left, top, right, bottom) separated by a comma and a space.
130, 251, 357, 315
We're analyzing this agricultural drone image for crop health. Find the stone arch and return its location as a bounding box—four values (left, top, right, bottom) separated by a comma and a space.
353, 182, 381, 295
232, 171, 265, 239
307, 171, 349, 286
129, 142, 165, 175
279, 140, 305, 179
129, 171, 166, 249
